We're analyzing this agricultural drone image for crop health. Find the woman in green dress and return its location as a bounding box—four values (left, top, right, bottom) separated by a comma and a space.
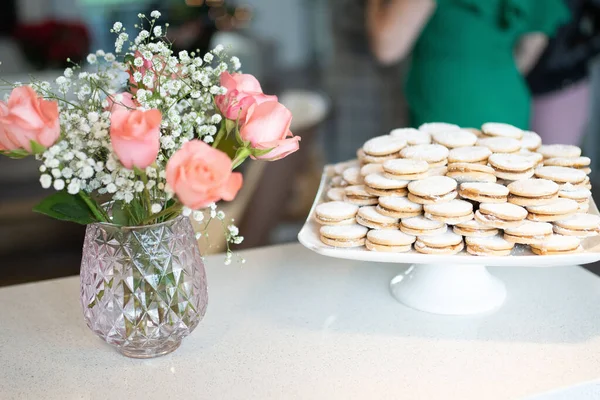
367, 0, 569, 129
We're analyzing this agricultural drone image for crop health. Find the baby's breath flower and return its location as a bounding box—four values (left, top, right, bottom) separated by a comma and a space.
112, 22, 123, 32
151, 203, 162, 214
40, 174, 52, 189
86, 54, 97, 64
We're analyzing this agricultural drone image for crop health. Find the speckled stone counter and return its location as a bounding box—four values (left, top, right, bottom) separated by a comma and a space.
2, 243, 600, 399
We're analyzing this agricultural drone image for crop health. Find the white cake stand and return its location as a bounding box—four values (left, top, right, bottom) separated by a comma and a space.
298, 166, 600, 316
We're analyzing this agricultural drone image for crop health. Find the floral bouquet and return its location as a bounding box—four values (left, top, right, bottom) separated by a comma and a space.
0, 11, 300, 358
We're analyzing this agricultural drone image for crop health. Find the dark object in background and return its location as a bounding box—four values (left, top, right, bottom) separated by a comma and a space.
0, 0, 16, 36
528, 0, 600, 95
13, 21, 90, 70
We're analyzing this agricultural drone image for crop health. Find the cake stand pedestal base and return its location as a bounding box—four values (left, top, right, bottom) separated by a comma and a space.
390, 264, 507, 315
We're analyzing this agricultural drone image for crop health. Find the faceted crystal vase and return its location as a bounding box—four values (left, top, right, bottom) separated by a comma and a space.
80, 215, 208, 358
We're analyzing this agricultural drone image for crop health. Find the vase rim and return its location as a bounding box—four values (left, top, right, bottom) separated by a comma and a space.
95, 201, 184, 230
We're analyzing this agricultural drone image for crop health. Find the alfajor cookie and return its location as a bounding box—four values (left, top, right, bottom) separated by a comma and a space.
400, 216, 447, 236
475, 203, 528, 229
414, 231, 464, 255
333, 160, 359, 175
558, 185, 591, 211
362, 135, 407, 163
431, 129, 478, 148
464, 127, 483, 137
481, 122, 524, 139
364, 173, 409, 197
448, 146, 492, 165
553, 213, 600, 237
344, 185, 379, 206
418, 122, 460, 134
521, 131, 542, 150
530, 235, 582, 255
503, 221, 553, 245
400, 144, 449, 167
326, 187, 346, 202
356, 206, 400, 230
534, 166, 587, 185
453, 219, 499, 237
458, 182, 509, 203
465, 234, 515, 256
383, 159, 429, 181
543, 156, 591, 175
427, 166, 449, 177
330, 176, 347, 187
377, 196, 423, 218
488, 153, 536, 180
518, 150, 544, 166
526, 198, 579, 222
537, 144, 581, 159
315, 201, 359, 225
446, 163, 497, 183
360, 163, 384, 177
389, 127, 432, 145
342, 166, 363, 185
424, 199, 474, 225
407, 176, 458, 204
320, 224, 368, 248
506, 178, 559, 206
477, 137, 521, 154
365, 229, 416, 252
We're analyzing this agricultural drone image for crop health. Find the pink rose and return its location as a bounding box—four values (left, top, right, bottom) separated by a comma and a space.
106, 92, 139, 112
0, 86, 60, 152
240, 101, 300, 161
215, 72, 277, 120
110, 108, 161, 169
166, 140, 243, 210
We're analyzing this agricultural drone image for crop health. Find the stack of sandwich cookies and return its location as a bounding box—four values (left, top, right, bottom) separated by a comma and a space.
526, 198, 579, 222
356, 206, 400, 229
530, 235, 582, 255
389, 127, 432, 145
362, 135, 407, 164
344, 185, 379, 206
481, 122, 524, 139
431, 129, 478, 148
320, 224, 368, 248
360, 163, 384, 177
333, 160, 359, 176
553, 213, 600, 237
447, 146, 492, 165
415, 231, 464, 255
315, 201, 359, 225
365, 230, 416, 253
342, 167, 363, 185
377, 196, 423, 218
383, 159, 429, 181
543, 156, 591, 175
503, 221, 553, 245
519, 150, 544, 166
520, 131, 542, 151
536, 144, 581, 159
330, 176, 347, 187
465, 235, 514, 256
400, 216, 447, 236
447, 163, 496, 183
453, 219, 499, 237
364, 173, 409, 197
400, 144, 449, 168
558, 185, 591, 212
477, 137, 521, 154
458, 182, 509, 203
506, 179, 559, 206
424, 199, 474, 225
407, 176, 457, 204
488, 153, 536, 180
534, 166, 587, 187
475, 203, 528, 229
326, 187, 346, 201
427, 166, 449, 177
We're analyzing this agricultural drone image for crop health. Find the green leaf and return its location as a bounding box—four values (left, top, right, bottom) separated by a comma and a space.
33, 191, 100, 225
110, 201, 131, 226
29, 141, 46, 155
0, 149, 30, 159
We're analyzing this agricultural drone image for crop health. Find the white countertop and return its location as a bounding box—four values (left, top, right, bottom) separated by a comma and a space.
2, 243, 600, 400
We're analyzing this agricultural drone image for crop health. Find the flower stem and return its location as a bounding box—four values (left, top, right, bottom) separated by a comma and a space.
143, 203, 183, 224
78, 191, 108, 222
212, 121, 227, 149
231, 147, 251, 169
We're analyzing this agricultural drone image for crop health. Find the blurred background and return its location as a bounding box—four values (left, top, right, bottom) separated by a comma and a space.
1, 0, 600, 285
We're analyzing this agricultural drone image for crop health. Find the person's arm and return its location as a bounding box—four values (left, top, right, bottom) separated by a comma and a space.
515, 33, 548, 75
366, 0, 436, 65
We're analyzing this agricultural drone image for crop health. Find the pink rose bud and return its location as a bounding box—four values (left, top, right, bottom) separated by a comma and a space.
240, 101, 301, 161
215, 72, 277, 120
166, 140, 243, 210
110, 108, 161, 169
106, 92, 139, 112
0, 86, 60, 152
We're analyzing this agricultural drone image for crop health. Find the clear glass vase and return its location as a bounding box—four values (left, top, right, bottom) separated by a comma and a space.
80, 215, 208, 358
